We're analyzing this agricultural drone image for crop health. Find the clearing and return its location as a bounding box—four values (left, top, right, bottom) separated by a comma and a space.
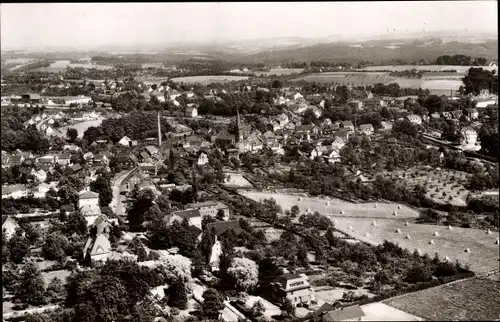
332, 217, 499, 274
41, 269, 72, 285
170, 75, 249, 84
224, 172, 253, 188
239, 191, 419, 219
384, 277, 500, 321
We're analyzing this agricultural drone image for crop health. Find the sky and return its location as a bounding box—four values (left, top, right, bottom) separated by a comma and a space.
1, 1, 497, 50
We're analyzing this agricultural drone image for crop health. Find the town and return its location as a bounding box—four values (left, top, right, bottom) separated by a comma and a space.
1, 2, 499, 322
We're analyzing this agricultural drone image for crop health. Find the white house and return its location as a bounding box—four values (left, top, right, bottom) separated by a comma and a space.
197, 152, 209, 165
186, 106, 198, 118
359, 124, 374, 136
166, 209, 202, 230
2, 216, 21, 240
406, 114, 422, 125
118, 136, 133, 147
79, 190, 101, 215
460, 127, 478, 145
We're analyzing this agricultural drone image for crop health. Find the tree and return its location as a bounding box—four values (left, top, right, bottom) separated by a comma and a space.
45, 277, 66, 303
65, 211, 87, 237
199, 228, 216, 262
15, 261, 46, 305
202, 288, 225, 320
250, 300, 265, 318
282, 298, 295, 318
90, 175, 113, 207
8, 232, 30, 264
168, 279, 188, 309
66, 128, 78, 143
290, 205, 300, 218
297, 243, 310, 269
228, 257, 259, 292
127, 188, 155, 231
2, 232, 10, 264
405, 265, 433, 283
42, 232, 71, 262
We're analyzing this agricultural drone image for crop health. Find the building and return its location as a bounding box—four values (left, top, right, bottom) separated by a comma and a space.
274, 273, 315, 307
118, 136, 133, 147
341, 121, 355, 132
206, 220, 243, 236
2, 216, 21, 240
115, 153, 139, 169
186, 106, 198, 118
20, 93, 41, 104
82, 233, 111, 267
57, 153, 72, 166
406, 114, 422, 125
79, 190, 101, 215
187, 201, 230, 220
359, 124, 374, 136
167, 209, 203, 229
466, 108, 479, 120
460, 127, 478, 145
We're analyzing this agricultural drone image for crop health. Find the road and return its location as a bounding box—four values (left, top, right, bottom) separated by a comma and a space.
110, 168, 136, 217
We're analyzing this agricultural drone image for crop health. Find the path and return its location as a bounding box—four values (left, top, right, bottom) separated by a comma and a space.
111, 168, 136, 217
3, 305, 59, 319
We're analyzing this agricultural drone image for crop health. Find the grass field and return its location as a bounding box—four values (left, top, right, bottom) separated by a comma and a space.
41, 269, 72, 286
170, 75, 249, 84
291, 72, 422, 88
331, 217, 499, 274
360, 302, 424, 321
239, 191, 420, 219
384, 166, 471, 207
384, 277, 500, 321
254, 68, 305, 76
224, 172, 253, 188
56, 117, 105, 138
359, 65, 498, 73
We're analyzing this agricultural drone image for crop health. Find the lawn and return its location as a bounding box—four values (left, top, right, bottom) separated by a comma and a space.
224, 172, 253, 188
383, 166, 471, 207
359, 64, 498, 73
170, 75, 249, 84
41, 269, 72, 286
239, 191, 419, 219
384, 277, 500, 321
331, 217, 499, 274
360, 302, 424, 321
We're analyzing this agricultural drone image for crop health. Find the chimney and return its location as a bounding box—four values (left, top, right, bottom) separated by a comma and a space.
157, 110, 162, 147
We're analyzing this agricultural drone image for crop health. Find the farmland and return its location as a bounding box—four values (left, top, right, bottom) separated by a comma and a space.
359, 64, 499, 73
384, 277, 500, 321
253, 68, 305, 76
383, 166, 472, 207
291, 72, 422, 88
56, 117, 105, 138
34, 60, 113, 72
331, 217, 499, 274
239, 190, 419, 219
170, 75, 249, 84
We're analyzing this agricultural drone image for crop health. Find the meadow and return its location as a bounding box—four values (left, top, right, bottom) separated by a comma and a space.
170, 75, 249, 84
253, 68, 305, 76
359, 65, 498, 73
56, 117, 105, 138
291, 72, 421, 88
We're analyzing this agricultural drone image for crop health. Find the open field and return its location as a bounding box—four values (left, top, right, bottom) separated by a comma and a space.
291, 72, 422, 88
383, 166, 472, 207
56, 117, 105, 138
239, 191, 420, 219
360, 302, 424, 321
170, 75, 249, 84
384, 277, 500, 321
41, 269, 72, 286
314, 287, 375, 303
254, 68, 305, 76
34, 60, 113, 72
359, 64, 499, 73
332, 217, 499, 274
224, 172, 253, 188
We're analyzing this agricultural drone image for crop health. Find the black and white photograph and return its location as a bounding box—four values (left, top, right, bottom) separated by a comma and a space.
1, 2, 499, 321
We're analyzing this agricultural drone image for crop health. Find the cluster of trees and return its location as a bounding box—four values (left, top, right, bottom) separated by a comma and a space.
435, 55, 488, 66
1, 107, 50, 153
462, 67, 498, 95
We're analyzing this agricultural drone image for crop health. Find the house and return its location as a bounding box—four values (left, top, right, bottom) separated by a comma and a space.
83, 152, 94, 161
115, 153, 138, 169
82, 233, 112, 267
348, 100, 364, 109
79, 190, 101, 215
9, 155, 24, 166
2, 216, 21, 240
57, 153, 72, 166
118, 136, 133, 147
167, 209, 202, 230
186, 106, 198, 118
310, 146, 327, 160
209, 235, 223, 272
441, 112, 452, 120
34, 169, 47, 182
359, 124, 374, 136
430, 113, 441, 120
20, 93, 41, 104
363, 97, 385, 109
207, 221, 243, 272
460, 127, 478, 145
450, 110, 463, 120
333, 130, 350, 144
330, 136, 346, 151
340, 121, 355, 132
274, 273, 315, 307
138, 162, 160, 175
206, 220, 243, 236
69, 164, 83, 173
93, 154, 109, 164
466, 108, 479, 120
322, 306, 366, 321
63, 144, 82, 153
60, 204, 75, 216
145, 145, 159, 157
187, 201, 230, 220
323, 149, 341, 163
406, 114, 422, 125
379, 121, 393, 131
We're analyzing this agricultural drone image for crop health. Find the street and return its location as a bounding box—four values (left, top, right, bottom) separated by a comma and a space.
110, 168, 136, 217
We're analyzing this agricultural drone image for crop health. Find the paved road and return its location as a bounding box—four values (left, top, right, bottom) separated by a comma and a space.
110, 168, 136, 217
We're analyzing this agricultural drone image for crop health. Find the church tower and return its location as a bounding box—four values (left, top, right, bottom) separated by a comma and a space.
236, 106, 242, 143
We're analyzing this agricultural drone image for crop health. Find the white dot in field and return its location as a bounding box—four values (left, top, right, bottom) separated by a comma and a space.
465, 248, 471, 253
429, 239, 435, 245
396, 228, 401, 233
405, 221, 410, 226
487, 229, 492, 235
448, 225, 453, 230
434, 232, 440, 237
405, 235, 411, 240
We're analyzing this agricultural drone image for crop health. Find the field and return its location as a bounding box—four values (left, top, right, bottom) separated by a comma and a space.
360, 302, 424, 321
170, 75, 249, 84
359, 65, 499, 73
56, 117, 105, 138
291, 72, 421, 88
224, 172, 253, 188
383, 166, 472, 207
332, 217, 499, 274
253, 68, 305, 76
239, 191, 419, 219
384, 277, 500, 320
34, 60, 113, 72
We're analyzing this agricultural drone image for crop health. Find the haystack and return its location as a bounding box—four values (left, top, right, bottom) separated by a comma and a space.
298, 197, 302, 201
465, 248, 471, 253
445, 256, 450, 262
374, 203, 377, 208
372, 220, 377, 226
396, 228, 401, 233
365, 232, 370, 237
405, 221, 410, 226
306, 207, 311, 213
405, 235, 411, 240
348, 225, 353, 231
326, 201, 329, 206
429, 239, 435, 245
434, 232, 440, 237
393, 211, 397, 216
334, 219, 338, 224
448, 225, 453, 230
397, 205, 401, 209
416, 248, 422, 255
495, 238, 499, 245
340, 210, 344, 215
487, 229, 492, 235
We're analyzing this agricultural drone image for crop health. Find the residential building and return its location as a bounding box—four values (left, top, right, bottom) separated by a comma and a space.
167, 209, 202, 229
82, 233, 111, 267
186, 106, 198, 118
340, 121, 355, 132
187, 201, 230, 220
466, 108, 479, 120
118, 136, 133, 147
57, 153, 72, 166
322, 306, 366, 321
406, 114, 422, 125
274, 273, 315, 307
379, 121, 393, 131
359, 124, 374, 136
79, 190, 101, 215
460, 127, 478, 145
2, 216, 21, 240
115, 153, 138, 169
